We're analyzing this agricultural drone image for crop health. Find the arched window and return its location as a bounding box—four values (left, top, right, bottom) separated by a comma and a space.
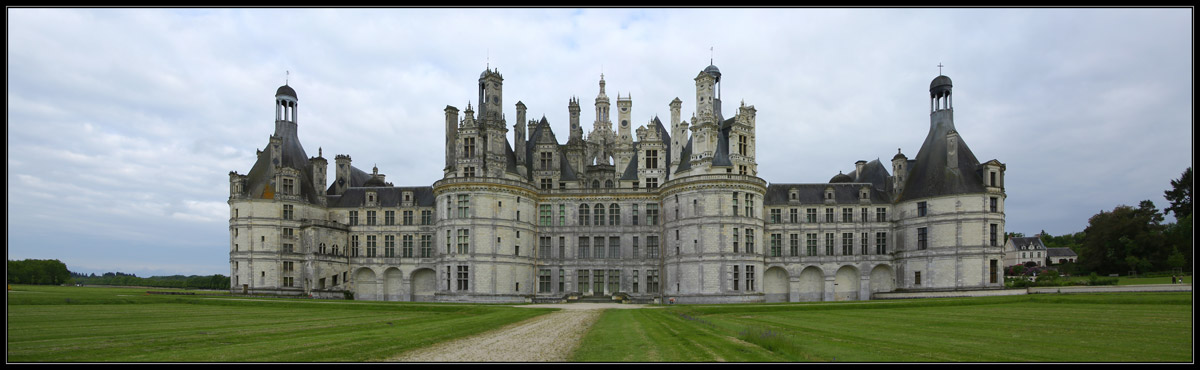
593, 180, 600, 188
610, 204, 621, 225
579, 204, 590, 226
594, 203, 605, 226
605, 179, 614, 188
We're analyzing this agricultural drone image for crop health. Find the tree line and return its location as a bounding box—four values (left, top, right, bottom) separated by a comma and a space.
1032, 167, 1192, 276
8, 259, 229, 290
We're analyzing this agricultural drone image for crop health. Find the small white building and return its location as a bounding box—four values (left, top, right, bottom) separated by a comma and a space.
1004, 237, 1046, 267
1046, 248, 1078, 265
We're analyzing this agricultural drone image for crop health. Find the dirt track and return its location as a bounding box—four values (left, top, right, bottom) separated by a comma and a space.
390, 303, 652, 362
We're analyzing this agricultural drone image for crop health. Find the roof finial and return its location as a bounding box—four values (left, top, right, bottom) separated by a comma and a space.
486, 49, 490, 70
286, 70, 289, 86
938, 62, 944, 75
710, 46, 714, 65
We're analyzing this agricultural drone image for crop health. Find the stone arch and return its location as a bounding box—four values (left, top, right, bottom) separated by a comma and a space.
763, 266, 790, 303
834, 265, 860, 301
797, 266, 824, 302
353, 267, 378, 301
411, 268, 437, 302
383, 267, 404, 301
869, 264, 896, 295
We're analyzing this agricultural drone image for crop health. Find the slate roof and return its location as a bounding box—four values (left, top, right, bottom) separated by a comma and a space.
1046, 248, 1078, 258
328, 186, 436, 208
764, 183, 891, 205
242, 120, 323, 205
895, 107, 986, 202
845, 159, 892, 191
1008, 237, 1046, 251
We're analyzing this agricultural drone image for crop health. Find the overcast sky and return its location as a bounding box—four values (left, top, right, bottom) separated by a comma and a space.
7, 8, 1192, 277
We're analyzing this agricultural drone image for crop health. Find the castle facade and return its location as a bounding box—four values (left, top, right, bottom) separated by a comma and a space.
228, 63, 1008, 303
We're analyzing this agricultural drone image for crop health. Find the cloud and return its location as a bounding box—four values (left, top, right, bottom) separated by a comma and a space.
6, 8, 1191, 276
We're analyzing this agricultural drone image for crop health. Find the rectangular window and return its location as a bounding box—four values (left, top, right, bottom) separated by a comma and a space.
384, 235, 396, 257
538, 269, 551, 293
367, 235, 377, 257
806, 208, 817, 223
646, 150, 659, 169
647, 236, 659, 259
843, 233, 853, 255
403, 210, 413, 226
632, 236, 640, 258
789, 208, 798, 223
917, 227, 928, 250
745, 266, 755, 291
463, 137, 475, 158
457, 195, 470, 218
990, 224, 999, 246
914, 271, 922, 285
579, 205, 590, 226
607, 270, 620, 294
646, 177, 658, 189
861, 208, 869, 223
877, 207, 887, 222
745, 194, 755, 218
402, 235, 414, 258
352, 235, 360, 257
283, 204, 294, 220
457, 229, 470, 254
559, 269, 565, 292
745, 228, 755, 254
790, 234, 799, 257
539, 204, 552, 226
862, 232, 869, 255
282, 178, 295, 195
559, 236, 565, 260
646, 269, 659, 293
594, 237, 606, 259
843, 208, 853, 223
540, 152, 553, 171
990, 197, 998, 213
578, 237, 590, 260
609, 237, 620, 259
457, 265, 469, 291
539, 236, 551, 259
421, 210, 432, 225
733, 192, 739, 216
420, 235, 432, 258
770, 209, 781, 224
578, 269, 590, 293
876, 232, 887, 254
367, 210, 377, 225
385, 210, 396, 225
349, 210, 359, 225
610, 205, 620, 226
732, 265, 740, 291
633, 270, 640, 293
594, 205, 604, 226
594, 270, 605, 295
825, 233, 834, 255
559, 204, 566, 226
632, 204, 639, 225
806, 233, 818, 256
825, 208, 834, 223
733, 228, 739, 253
646, 204, 659, 225
770, 233, 782, 257
918, 201, 927, 217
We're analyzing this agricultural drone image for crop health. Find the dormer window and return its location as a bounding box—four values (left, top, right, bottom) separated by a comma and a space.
404, 192, 412, 203
281, 177, 295, 195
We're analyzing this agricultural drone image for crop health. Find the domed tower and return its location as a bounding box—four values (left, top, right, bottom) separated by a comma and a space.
929, 74, 954, 132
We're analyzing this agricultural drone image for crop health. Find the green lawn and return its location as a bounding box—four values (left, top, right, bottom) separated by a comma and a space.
6, 285, 552, 362
574, 293, 1193, 362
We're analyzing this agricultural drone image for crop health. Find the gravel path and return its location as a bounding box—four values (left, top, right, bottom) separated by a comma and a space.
390, 303, 653, 362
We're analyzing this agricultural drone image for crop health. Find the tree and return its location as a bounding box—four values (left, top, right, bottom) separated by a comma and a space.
1163, 167, 1192, 219
1079, 201, 1167, 275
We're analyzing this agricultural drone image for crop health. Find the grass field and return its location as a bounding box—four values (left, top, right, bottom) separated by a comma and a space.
572, 293, 1193, 362
6, 285, 552, 362
7, 285, 1193, 362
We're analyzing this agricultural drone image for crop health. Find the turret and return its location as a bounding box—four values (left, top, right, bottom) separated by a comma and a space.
669, 98, 686, 168
568, 97, 582, 142
617, 93, 632, 144
892, 149, 907, 196
311, 148, 328, 203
